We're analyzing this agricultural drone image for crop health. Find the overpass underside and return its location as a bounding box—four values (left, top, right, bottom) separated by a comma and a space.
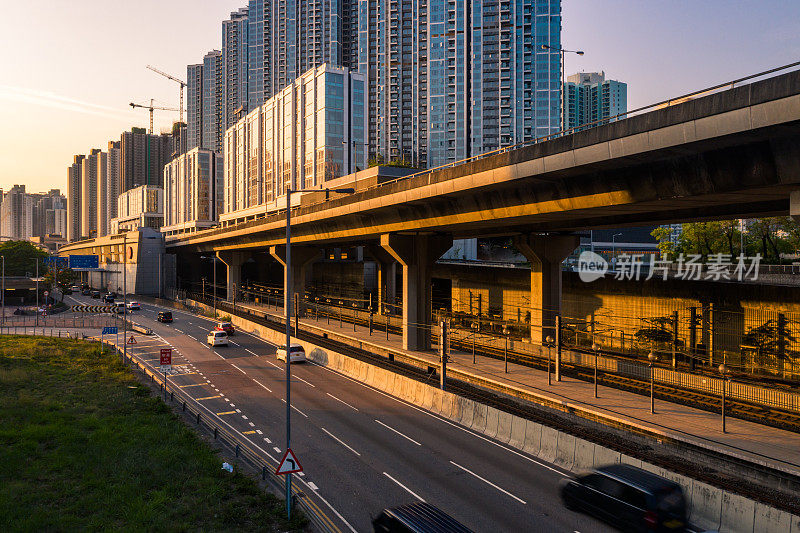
170, 71, 800, 351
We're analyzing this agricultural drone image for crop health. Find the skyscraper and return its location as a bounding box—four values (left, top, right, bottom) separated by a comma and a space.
187, 63, 204, 150
564, 71, 627, 130
202, 50, 224, 153
67, 154, 84, 241
223, 8, 250, 130
81, 148, 101, 239
106, 140, 120, 227
0, 185, 32, 241
120, 128, 172, 192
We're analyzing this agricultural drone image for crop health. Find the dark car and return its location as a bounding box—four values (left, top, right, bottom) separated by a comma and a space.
91, 290, 101, 299
373, 502, 473, 533
561, 464, 687, 532
103, 294, 115, 303
157, 311, 173, 323
62, 287, 73, 295
81, 288, 91, 296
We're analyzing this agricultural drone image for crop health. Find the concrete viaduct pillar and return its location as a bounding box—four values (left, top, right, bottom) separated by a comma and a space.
380, 233, 452, 351
513, 234, 579, 345
216, 251, 251, 302
791, 191, 800, 223
367, 245, 398, 315
269, 245, 320, 318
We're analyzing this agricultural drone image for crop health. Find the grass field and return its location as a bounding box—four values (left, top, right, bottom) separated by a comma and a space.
0, 336, 305, 531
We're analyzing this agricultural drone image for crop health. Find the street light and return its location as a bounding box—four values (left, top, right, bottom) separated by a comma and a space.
503, 325, 510, 373
1, 255, 5, 325
611, 232, 623, 269
592, 342, 599, 398
546, 335, 554, 385
282, 185, 354, 520
541, 43, 584, 131
648, 351, 658, 414
719, 363, 730, 433
471, 321, 479, 364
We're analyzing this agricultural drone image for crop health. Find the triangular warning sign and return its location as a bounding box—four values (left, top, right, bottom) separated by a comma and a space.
127, 336, 136, 344
275, 448, 303, 475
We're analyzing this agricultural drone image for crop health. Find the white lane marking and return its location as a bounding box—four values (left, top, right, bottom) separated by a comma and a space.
230, 404, 235, 407
248, 422, 255, 427
375, 419, 422, 446
307, 482, 319, 491
252, 378, 273, 393
265, 359, 280, 369
245, 348, 258, 356
174, 329, 184, 333
231, 363, 247, 375
308, 361, 569, 477
321, 428, 361, 457
449, 461, 526, 504
241, 415, 248, 420
326, 393, 359, 412
383, 472, 425, 502
235, 409, 241, 413
280, 399, 309, 418
273, 447, 281, 453
229, 340, 239, 346
294, 375, 315, 387
264, 437, 272, 444
188, 335, 197, 340
214, 351, 225, 359
256, 430, 263, 435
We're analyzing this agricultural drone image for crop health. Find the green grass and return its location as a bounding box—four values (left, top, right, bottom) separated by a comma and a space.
0, 336, 305, 532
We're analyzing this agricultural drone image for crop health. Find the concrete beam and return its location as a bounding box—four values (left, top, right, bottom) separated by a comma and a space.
790, 191, 800, 223
380, 233, 452, 351
269, 246, 320, 318
367, 245, 398, 315
513, 234, 580, 345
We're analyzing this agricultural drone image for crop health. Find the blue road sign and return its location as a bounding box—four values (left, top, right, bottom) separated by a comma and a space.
45, 256, 68, 268
102, 326, 118, 335
68, 255, 100, 269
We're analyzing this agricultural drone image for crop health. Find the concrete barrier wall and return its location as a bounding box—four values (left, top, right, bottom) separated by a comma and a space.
185, 299, 800, 533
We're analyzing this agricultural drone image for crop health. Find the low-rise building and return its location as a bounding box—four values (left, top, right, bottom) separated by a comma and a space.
162, 147, 223, 236
110, 185, 163, 233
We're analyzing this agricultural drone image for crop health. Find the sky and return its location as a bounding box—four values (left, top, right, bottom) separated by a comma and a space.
0, 0, 799, 193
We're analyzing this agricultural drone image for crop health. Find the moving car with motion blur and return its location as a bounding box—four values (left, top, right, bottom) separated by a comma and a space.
560, 464, 687, 532
372, 502, 473, 533
103, 293, 115, 303
91, 290, 101, 299
276, 344, 306, 363
127, 301, 140, 310
157, 311, 173, 323
207, 330, 228, 347
81, 287, 91, 296
214, 321, 235, 335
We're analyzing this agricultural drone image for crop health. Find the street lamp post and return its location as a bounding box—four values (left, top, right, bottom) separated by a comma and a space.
123, 233, 128, 365
1, 255, 5, 325
648, 351, 657, 414
541, 44, 584, 131
611, 232, 623, 269
592, 343, 599, 398
35, 259, 39, 327
546, 335, 554, 385
471, 322, 479, 364
719, 364, 730, 433
503, 325, 510, 373
282, 186, 354, 520
212, 257, 217, 319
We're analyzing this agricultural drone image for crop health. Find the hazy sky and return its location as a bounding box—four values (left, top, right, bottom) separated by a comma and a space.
1, 1, 799, 193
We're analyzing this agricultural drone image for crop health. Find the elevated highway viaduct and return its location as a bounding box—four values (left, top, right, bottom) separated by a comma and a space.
171, 69, 800, 351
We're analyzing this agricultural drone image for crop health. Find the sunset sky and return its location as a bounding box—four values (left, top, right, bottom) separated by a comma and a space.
1, 0, 798, 193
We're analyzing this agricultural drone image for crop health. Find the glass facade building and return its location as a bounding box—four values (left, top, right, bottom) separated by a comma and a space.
564, 71, 627, 130
223, 8, 250, 131
221, 65, 366, 225
201, 51, 224, 153
163, 148, 224, 236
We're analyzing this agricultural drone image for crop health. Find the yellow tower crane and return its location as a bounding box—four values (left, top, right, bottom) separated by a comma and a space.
129, 99, 180, 134
146, 65, 187, 123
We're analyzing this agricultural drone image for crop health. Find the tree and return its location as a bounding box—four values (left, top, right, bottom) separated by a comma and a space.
44, 267, 77, 301
0, 241, 48, 276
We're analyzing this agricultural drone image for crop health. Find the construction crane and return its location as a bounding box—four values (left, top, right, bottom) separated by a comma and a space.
129, 99, 180, 134
146, 65, 187, 123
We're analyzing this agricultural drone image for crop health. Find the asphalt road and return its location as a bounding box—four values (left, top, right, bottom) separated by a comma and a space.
67, 294, 607, 533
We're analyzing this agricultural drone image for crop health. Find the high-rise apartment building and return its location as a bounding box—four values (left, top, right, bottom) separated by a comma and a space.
106, 141, 120, 228
30, 189, 66, 239
202, 50, 224, 153
221, 64, 366, 225
119, 128, 172, 192
81, 148, 101, 239
187, 63, 204, 150
67, 154, 84, 241
163, 147, 224, 236
110, 185, 164, 233
564, 71, 627, 130
1, 185, 33, 241
223, 8, 250, 131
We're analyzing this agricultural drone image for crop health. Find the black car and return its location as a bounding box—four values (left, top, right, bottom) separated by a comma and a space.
157, 311, 173, 323
81, 288, 91, 296
561, 464, 687, 532
62, 287, 73, 295
91, 290, 101, 299
103, 294, 115, 303
372, 502, 472, 533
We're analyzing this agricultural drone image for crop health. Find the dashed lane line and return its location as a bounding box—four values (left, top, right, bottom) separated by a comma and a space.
449, 461, 526, 505
326, 393, 359, 412
231, 363, 247, 375
321, 428, 361, 457
252, 379, 273, 393
383, 472, 425, 502
375, 419, 422, 446
294, 375, 315, 387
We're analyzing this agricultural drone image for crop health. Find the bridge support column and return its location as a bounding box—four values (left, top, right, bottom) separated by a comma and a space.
513, 234, 580, 345
269, 246, 320, 318
216, 251, 250, 302
380, 233, 452, 351
791, 191, 800, 223
367, 246, 398, 315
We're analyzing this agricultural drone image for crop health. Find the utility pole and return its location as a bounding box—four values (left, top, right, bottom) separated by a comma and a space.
123, 233, 128, 364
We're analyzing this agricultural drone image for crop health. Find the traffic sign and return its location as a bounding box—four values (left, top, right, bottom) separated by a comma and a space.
127, 336, 136, 344
275, 448, 303, 475
160, 348, 172, 366
102, 326, 118, 335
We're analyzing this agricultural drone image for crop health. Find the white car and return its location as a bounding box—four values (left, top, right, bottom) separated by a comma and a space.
207, 330, 228, 347
276, 343, 306, 363
127, 301, 140, 310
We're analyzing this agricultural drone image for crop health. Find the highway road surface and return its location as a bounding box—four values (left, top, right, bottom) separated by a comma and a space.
67, 293, 607, 532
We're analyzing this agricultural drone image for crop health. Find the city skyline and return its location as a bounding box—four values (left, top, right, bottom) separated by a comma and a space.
1, 0, 799, 192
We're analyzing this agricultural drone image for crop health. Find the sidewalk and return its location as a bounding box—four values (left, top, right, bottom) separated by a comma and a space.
228, 298, 800, 477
